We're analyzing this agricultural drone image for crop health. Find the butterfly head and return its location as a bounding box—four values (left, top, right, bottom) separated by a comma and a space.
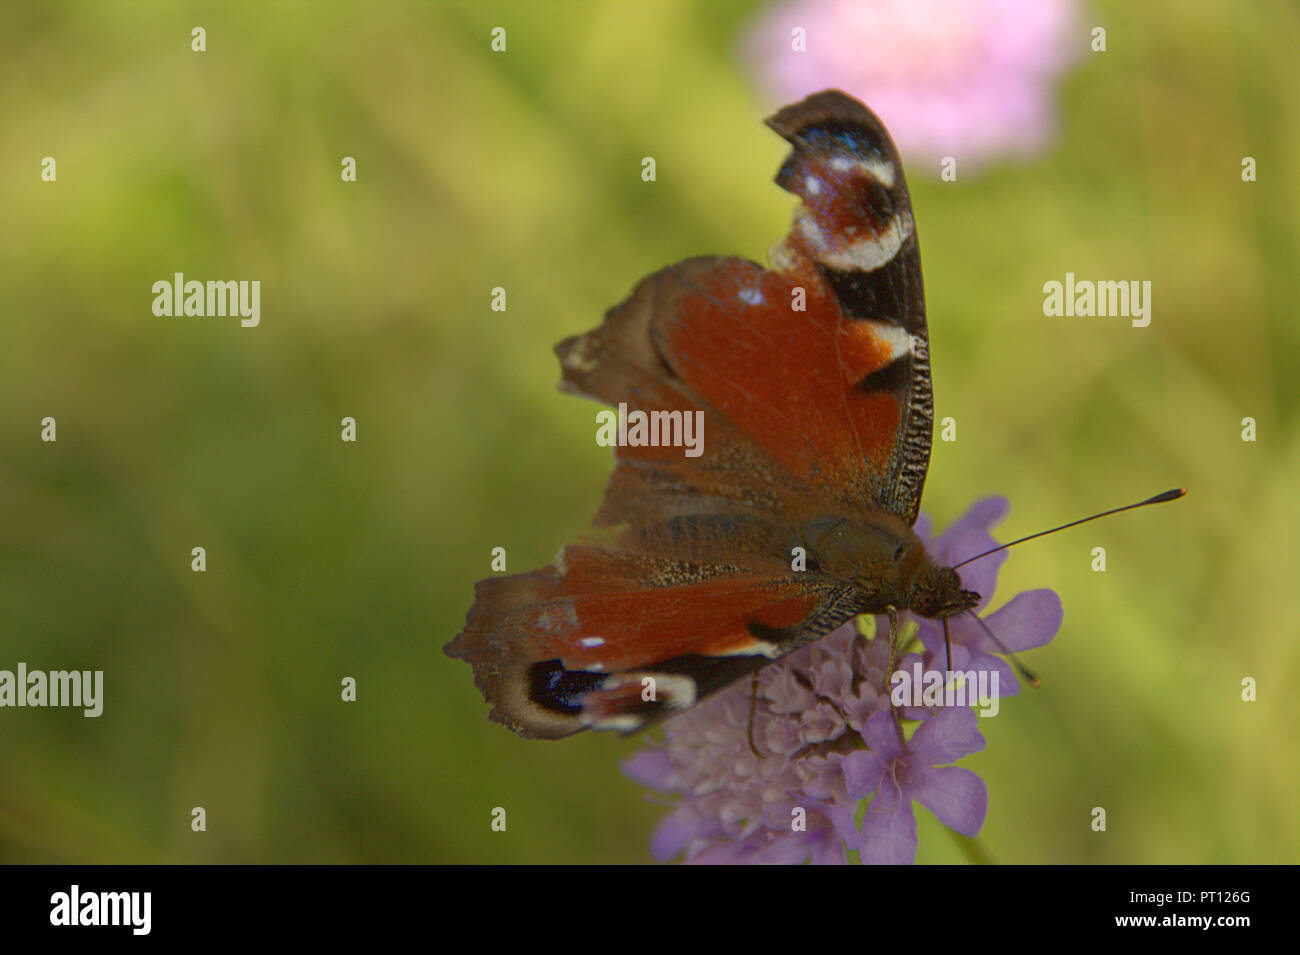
908, 562, 980, 619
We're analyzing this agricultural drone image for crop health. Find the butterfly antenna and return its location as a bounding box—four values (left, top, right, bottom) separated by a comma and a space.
943, 617, 953, 672
965, 611, 1041, 688
953, 488, 1186, 569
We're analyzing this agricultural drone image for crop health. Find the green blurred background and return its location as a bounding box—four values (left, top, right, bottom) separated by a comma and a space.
0, 0, 1295, 863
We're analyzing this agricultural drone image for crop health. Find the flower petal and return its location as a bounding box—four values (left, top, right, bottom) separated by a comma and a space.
859, 709, 905, 759
685, 842, 751, 865
959, 554, 1008, 612
622, 750, 676, 790
858, 801, 919, 865
823, 802, 861, 851
928, 497, 1009, 565
916, 624, 975, 671
982, 588, 1063, 652
911, 766, 988, 837
808, 829, 850, 865
842, 749, 887, 800
963, 650, 1020, 697
649, 808, 700, 862
915, 633, 1019, 699
908, 705, 985, 763
750, 831, 821, 865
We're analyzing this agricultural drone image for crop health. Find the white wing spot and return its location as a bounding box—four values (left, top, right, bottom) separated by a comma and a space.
859, 158, 896, 188
650, 673, 698, 709
709, 640, 783, 660
583, 713, 643, 731
561, 344, 598, 372
858, 319, 917, 360
801, 211, 914, 272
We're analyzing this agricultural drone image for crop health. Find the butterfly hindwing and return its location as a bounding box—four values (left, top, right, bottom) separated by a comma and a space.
447, 91, 933, 737
446, 544, 861, 737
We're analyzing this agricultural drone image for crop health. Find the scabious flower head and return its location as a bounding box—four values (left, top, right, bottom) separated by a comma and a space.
624, 496, 1062, 864
742, 0, 1084, 172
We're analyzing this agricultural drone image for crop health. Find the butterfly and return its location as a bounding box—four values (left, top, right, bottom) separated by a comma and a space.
445, 90, 988, 738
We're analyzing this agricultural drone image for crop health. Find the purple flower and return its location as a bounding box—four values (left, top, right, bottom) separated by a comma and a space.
843, 708, 987, 864
622, 626, 876, 866
742, 0, 1084, 171
915, 590, 1062, 696
912, 497, 1063, 696
625, 496, 1059, 864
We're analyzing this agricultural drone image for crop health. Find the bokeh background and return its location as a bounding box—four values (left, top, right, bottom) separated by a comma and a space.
0, 0, 1295, 864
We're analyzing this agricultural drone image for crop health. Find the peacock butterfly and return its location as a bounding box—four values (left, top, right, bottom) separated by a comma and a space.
444, 90, 1174, 739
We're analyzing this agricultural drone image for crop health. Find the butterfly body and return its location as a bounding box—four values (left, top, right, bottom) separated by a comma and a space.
797, 513, 978, 618
446, 91, 970, 739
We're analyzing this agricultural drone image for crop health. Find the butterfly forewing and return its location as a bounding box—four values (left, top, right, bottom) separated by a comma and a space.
765, 90, 933, 525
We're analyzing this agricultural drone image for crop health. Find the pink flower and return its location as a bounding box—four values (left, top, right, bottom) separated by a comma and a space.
743, 0, 1084, 171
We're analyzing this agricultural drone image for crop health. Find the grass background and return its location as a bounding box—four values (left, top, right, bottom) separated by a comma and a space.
0, 0, 1295, 863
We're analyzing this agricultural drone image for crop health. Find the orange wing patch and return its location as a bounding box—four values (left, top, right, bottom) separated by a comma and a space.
657, 256, 905, 486
528, 572, 821, 673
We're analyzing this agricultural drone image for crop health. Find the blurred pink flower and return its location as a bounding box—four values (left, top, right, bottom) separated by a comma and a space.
743, 0, 1083, 172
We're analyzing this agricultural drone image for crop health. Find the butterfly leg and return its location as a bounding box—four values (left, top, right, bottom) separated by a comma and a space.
885, 607, 900, 677
886, 607, 910, 752
746, 670, 762, 757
